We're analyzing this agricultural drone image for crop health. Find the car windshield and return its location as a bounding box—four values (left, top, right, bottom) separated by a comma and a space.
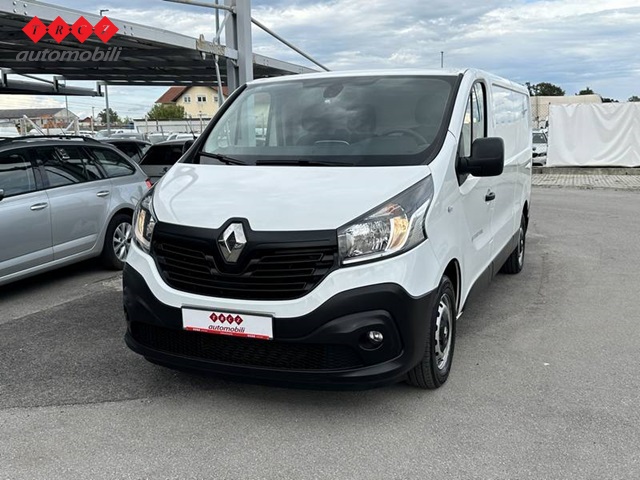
533, 132, 547, 143
199, 75, 457, 166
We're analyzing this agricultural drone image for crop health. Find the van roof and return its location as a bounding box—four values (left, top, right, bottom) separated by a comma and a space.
249, 69, 464, 86
248, 68, 528, 95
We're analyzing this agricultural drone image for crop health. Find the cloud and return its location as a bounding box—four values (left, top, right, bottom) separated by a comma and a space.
4, 0, 639, 117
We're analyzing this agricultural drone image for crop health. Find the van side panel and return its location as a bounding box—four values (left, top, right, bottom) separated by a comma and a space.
438, 72, 532, 311
489, 83, 532, 255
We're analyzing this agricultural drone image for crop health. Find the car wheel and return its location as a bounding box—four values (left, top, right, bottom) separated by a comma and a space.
102, 213, 133, 270
406, 275, 456, 389
500, 214, 526, 274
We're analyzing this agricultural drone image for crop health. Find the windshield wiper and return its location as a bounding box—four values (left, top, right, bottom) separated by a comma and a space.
198, 152, 246, 165
256, 159, 354, 167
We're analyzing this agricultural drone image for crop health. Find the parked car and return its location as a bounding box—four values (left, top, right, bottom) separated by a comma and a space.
147, 132, 170, 144
137, 138, 192, 183
108, 132, 147, 141
94, 129, 133, 139
165, 132, 199, 141
0, 135, 151, 286
101, 138, 151, 163
532, 129, 548, 166
124, 69, 531, 390
0, 124, 20, 138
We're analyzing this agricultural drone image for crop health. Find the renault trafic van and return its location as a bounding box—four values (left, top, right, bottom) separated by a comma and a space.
123, 69, 532, 389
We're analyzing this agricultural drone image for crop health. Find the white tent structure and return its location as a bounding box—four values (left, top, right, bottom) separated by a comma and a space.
547, 103, 640, 167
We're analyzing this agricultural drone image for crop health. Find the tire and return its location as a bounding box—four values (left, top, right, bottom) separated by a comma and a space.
500, 214, 526, 274
101, 213, 133, 270
406, 275, 456, 389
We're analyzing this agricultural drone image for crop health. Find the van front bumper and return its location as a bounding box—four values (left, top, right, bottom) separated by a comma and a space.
123, 265, 437, 388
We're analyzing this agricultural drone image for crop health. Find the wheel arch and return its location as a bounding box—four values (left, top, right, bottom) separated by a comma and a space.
443, 259, 461, 313
98, 207, 135, 253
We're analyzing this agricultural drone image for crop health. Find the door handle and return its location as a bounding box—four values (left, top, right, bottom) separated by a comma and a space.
96, 190, 111, 198
485, 191, 496, 202
30, 202, 48, 211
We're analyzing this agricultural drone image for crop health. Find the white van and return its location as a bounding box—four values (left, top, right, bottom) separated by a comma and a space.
124, 69, 532, 389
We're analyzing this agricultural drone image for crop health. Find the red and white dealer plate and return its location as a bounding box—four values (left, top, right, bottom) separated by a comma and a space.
182, 308, 273, 340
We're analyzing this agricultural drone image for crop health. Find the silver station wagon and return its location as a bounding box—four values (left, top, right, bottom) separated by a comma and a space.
0, 135, 150, 286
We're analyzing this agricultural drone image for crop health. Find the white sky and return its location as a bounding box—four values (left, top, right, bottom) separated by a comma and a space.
1, 0, 639, 118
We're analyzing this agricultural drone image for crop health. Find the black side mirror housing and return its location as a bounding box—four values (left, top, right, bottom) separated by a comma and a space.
459, 137, 505, 177
0, 189, 4, 202
182, 139, 195, 154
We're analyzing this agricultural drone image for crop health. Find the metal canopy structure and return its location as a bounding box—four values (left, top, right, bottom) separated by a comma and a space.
0, 0, 317, 95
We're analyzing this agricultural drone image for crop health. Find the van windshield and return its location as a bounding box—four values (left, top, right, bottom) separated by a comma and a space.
199, 75, 458, 166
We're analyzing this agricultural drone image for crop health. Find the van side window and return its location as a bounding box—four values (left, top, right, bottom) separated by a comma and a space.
472, 83, 486, 143
461, 97, 472, 158
459, 83, 487, 158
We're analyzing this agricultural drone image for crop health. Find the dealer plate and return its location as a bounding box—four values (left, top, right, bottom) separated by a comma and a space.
182, 308, 273, 340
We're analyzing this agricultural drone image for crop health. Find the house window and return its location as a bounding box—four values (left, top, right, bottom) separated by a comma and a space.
197, 95, 207, 103
183, 95, 191, 103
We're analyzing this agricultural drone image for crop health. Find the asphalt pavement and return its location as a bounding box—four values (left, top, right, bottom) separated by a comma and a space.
1, 186, 639, 479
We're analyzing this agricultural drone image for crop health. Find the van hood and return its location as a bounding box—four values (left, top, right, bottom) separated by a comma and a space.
153, 164, 431, 231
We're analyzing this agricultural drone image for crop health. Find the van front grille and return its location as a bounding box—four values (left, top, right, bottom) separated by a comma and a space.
151, 226, 338, 301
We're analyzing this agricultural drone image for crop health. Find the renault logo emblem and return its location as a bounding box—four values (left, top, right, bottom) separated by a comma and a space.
218, 223, 246, 263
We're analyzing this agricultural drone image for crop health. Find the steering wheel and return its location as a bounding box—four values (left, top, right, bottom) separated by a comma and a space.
381, 128, 428, 145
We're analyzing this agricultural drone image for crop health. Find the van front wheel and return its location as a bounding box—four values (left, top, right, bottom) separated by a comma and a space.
406, 275, 456, 389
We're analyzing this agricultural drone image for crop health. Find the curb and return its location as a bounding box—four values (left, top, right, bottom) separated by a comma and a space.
533, 166, 640, 175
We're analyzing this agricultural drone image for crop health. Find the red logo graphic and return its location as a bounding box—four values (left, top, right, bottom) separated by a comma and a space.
209, 312, 244, 325
47, 16, 70, 43
22, 15, 118, 44
22, 17, 47, 43
94, 16, 118, 43
70, 16, 93, 43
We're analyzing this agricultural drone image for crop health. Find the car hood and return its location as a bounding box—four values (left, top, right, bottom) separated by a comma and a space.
153, 164, 432, 231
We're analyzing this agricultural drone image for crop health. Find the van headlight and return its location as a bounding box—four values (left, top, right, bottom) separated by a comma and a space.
338, 176, 434, 265
133, 188, 157, 253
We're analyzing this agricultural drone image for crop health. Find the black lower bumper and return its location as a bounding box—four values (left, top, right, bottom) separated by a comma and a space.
123, 265, 437, 388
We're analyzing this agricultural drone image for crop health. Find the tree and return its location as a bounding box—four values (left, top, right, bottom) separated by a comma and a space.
526, 82, 565, 96
98, 108, 121, 125
602, 97, 618, 103
146, 104, 186, 120
577, 87, 594, 95
629, 96, 640, 102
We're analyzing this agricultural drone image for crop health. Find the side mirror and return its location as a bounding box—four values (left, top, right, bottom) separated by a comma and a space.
0, 189, 4, 202
182, 139, 195, 154
458, 137, 504, 177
